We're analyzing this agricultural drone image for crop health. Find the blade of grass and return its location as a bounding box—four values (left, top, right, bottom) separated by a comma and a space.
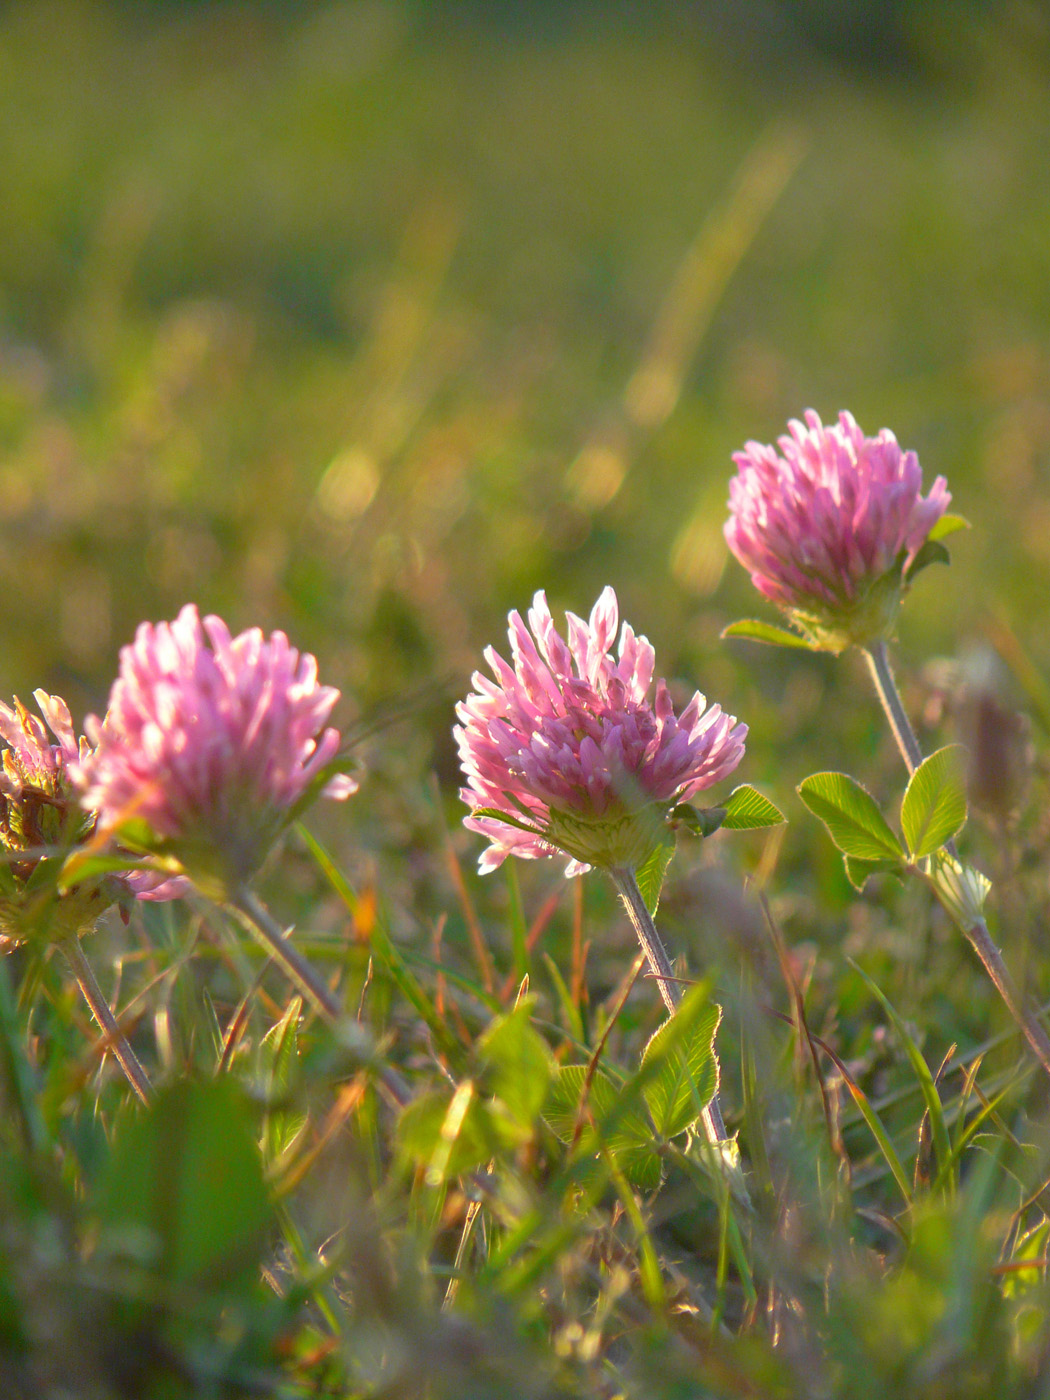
851, 961, 953, 1194
662, 1139, 758, 1314
930, 1083, 1015, 1198
601, 1144, 667, 1316
499, 885, 562, 1003
766, 1008, 913, 1209
434, 777, 497, 996
505, 862, 530, 987
0, 957, 48, 1154
738, 971, 773, 1201
542, 951, 586, 1047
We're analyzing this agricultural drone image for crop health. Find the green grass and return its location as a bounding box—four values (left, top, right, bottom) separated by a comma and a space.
2, 2, 1050, 1394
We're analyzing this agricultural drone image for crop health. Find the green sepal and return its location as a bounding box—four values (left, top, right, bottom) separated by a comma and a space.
57, 848, 176, 895
470, 807, 544, 837
903, 538, 950, 585
721, 619, 817, 649
926, 852, 991, 931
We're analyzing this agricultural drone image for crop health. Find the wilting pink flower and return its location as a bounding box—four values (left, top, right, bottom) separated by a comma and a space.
74, 605, 357, 895
456, 587, 747, 874
725, 410, 951, 650
0, 691, 92, 866
0, 692, 133, 941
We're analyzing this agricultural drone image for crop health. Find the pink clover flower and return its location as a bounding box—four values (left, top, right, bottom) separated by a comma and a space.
456, 587, 747, 875
725, 410, 950, 650
75, 605, 357, 895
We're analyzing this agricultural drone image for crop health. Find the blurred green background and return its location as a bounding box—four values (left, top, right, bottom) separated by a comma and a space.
1, 0, 1048, 902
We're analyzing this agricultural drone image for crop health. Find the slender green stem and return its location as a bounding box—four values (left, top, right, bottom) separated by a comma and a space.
864, 640, 924, 775
230, 887, 410, 1105
610, 866, 727, 1144
231, 886, 344, 1022
863, 642, 1050, 1081
63, 937, 152, 1105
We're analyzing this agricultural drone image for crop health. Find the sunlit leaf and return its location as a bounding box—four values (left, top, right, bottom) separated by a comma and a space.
640, 985, 720, 1140
397, 1085, 493, 1183
900, 745, 967, 859
477, 1000, 554, 1131
544, 1065, 662, 1190
928, 513, 970, 542
797, 772, 904, 861
635, 837, 675, 915
903, 538, 950, 584
844, 854, 903, 891
97, 1079, 271, 1292
670, 803, 726, 838
720, 785, 785, 831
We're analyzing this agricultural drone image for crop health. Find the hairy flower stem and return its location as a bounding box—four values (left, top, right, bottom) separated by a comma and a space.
863, 642, 1050, 1081
610, 867, 727, 1144
864, 641, 925, 774
232, 886, 344, 1021
231, 887, 410, 1105
63, 938, 152, 1105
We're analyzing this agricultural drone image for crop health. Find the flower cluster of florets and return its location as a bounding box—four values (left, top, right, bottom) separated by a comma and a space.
456, 587, 747, 874
725, 410, 950, 651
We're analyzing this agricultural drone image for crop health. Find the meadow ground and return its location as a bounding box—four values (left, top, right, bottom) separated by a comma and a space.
2, 3, 1050, 1395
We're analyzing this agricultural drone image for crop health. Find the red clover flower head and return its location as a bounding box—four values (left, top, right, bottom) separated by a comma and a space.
74, 605, 357, 896
725, 410, 951, 651
456, 587, 747, 875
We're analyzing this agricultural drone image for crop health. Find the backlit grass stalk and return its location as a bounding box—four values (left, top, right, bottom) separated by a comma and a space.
62, 936, 152, 1104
